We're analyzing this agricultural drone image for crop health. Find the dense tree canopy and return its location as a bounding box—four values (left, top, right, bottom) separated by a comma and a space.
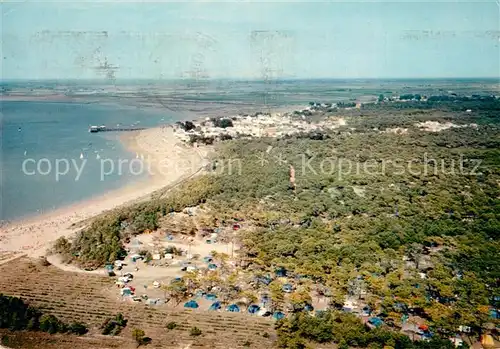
53, 100, 500, 347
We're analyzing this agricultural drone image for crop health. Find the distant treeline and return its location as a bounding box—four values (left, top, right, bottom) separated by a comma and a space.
0, 294, 88, 335
363, 94, 500, 118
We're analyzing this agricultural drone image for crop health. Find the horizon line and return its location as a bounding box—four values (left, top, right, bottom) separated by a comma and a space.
2, 76, 500, 83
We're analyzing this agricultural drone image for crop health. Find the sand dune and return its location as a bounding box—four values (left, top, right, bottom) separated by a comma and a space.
0, 127, 210, 261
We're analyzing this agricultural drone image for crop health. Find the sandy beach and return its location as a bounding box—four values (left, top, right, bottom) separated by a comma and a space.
0, 127, 210, 261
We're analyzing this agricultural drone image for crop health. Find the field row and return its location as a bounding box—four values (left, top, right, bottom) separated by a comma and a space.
0, 258, 275, 348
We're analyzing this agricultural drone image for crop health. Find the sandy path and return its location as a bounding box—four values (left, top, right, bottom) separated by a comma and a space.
0, 127, 210, 261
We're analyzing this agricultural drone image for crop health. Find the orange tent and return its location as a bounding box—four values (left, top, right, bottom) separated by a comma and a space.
481, 334, 494, 348
418, 324, 429, 331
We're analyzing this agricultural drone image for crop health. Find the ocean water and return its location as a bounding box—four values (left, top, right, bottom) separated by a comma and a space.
0, 101, 175, 222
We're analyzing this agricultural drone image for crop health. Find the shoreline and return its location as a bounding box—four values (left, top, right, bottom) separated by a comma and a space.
0, 126, 210, 259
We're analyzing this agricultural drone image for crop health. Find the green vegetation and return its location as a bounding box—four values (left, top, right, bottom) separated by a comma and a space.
276, 311, 456, 349
100, 313, 127, 336
212, 117, 234, 128
189, 326, 202, 336
132, 328, 151, 347
0, 294, 88, 335
54, 175, 222, 268
166, 321, 178, 330
53, 99, 499, 347
176, 120, 196, 131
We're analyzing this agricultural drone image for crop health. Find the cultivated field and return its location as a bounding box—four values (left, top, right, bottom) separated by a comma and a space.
0, 252, 25, 266
0, 257, 275, 349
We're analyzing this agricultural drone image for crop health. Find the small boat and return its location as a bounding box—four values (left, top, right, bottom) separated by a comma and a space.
96, 153, 101, 160
80, 153, 84, 159
24, 150, 27, 156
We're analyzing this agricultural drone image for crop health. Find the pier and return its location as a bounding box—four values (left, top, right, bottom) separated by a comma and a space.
89, 125, 146, 133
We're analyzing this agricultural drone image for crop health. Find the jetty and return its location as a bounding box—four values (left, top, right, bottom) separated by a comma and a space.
88, 125, 145, 133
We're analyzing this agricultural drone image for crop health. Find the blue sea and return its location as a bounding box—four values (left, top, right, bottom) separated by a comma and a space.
0, 101, 175, 221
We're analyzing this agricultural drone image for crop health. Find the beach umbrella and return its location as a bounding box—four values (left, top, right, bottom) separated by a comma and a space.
184, 300, 199, 309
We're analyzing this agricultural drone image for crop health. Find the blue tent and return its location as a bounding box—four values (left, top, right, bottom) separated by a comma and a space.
208, 263, 218, 271
184, 300, 199, 309
368, 317, 383, 327
304, 304, 314, 312
203, 256, 213, 263
273, 311, 285, 320
226, 304, 240, 312
205, 293, 217, 301
282, 284, 293, 293
490, 309, 499, 319
248, 305, 260, 314
394, 302, 408, 313
165, 234, 174, 241
261, 294, 270, 303
362, 306, 371, 316
257, 276, 272, 286
209, 301, 221, 311
275, 267, 287, 277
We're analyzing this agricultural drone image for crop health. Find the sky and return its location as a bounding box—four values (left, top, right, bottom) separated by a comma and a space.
1, 0, 499, 80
